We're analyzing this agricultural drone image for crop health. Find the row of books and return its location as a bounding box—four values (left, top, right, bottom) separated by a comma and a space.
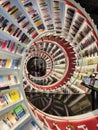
68, 12, 84, 39
0, 89, 20, 109
64, 7, 75, 33
0, 104, 26, 130
75, 41, 98, 58
80, 43, 98, 57
0, 39, 25, 55
64, 4, 93, 44
75, 64, 98, 76
0, 0, 38, 38
78, 32, 96, 50
0, 59, 20, 69
78, 56, 98, 66
52, 0, 62, 30
74, 23, 91, 43
21, 0, 45, 33
37, 0, 54, 30
0, 14, 30, 44
0, 75, 17, 87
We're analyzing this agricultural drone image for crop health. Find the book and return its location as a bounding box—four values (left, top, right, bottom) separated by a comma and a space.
11, 59, 19, 68
6, 40, 12, 50
9, 42, 16, 52
0, 120, 10, 130
2, 40, 7, 49
9, 7, 18, 15
2, 117, 12, 128
13, 28, 19, 36
2, 19, 9, 30
2, 1, 11, 11
7, 112, 17, 125
3, 93, 12, 104
21, 120, 40, 130
0, 96, 7, 108
5, 59, 11, 68
9, 89, 20, 102
2, 59, 7, 67
13, 105, 26, 119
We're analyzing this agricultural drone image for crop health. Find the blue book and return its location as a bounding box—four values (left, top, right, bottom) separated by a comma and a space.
11, 59, 19, 68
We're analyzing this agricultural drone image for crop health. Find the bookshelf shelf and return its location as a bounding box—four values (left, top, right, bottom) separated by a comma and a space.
0, 68, 20, 73
0, 6, 32, 41
0, 0, 97, 130
36, 0, 54, 30
0, 49, 22, 58
11, 113, 31, 130
17, 0, 42, 34
0, 103, 31, 130
0, 30, 27, 48
0, 98, 24, 116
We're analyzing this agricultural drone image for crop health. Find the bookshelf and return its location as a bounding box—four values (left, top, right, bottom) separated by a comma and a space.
0, 0, 98, 130
36, 0, 54, 30
51, 0, 65, 31
19, 0, 45, 34
0, 103, 31, 130
0, 8, 31, 45
0, 2, 41, 127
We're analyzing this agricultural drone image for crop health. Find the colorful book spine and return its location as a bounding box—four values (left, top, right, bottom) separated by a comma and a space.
37, 0, 54, 30
5, 59, 11, 68
0, 13, 30, 44
0, 104, 26, 129
9, 89, 20, 102
13, 105, 26, 119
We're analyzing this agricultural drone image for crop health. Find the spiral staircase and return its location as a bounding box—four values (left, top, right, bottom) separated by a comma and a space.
0, 0, 98, 130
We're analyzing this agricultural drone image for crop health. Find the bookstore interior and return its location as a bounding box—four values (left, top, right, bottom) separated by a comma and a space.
0, 0, 98, 130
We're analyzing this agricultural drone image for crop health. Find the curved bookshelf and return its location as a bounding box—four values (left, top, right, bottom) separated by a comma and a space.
0, 0, 98, 130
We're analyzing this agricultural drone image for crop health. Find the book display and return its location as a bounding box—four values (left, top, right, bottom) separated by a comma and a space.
20, 0, 45, 33
0, 0, 38, 39
37, 0, 54, 30
52, 0, 65, 31
0, 0, 98, 130
0, 104, 30, 130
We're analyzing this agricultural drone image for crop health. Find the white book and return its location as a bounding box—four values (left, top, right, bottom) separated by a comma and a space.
0, 120, 10, 130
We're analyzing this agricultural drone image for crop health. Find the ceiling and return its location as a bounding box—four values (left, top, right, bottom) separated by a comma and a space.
75, 0, 98, 28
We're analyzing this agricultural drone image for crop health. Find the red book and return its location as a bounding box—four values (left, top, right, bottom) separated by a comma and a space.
8, 75, 11, 81
2, 40, 7, 49
32, 31, 38, 39
10, 42, 16, 52
7, 24, 14, 33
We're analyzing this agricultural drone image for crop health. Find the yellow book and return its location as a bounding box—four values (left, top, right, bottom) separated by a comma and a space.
9, 7, 18, 15
87, 59, 93, 65
35, 20, 43, 27
9, 89, 20, 102
39, 29, 44, 33
5, 59, 11, 68
7, 112, 17, 125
